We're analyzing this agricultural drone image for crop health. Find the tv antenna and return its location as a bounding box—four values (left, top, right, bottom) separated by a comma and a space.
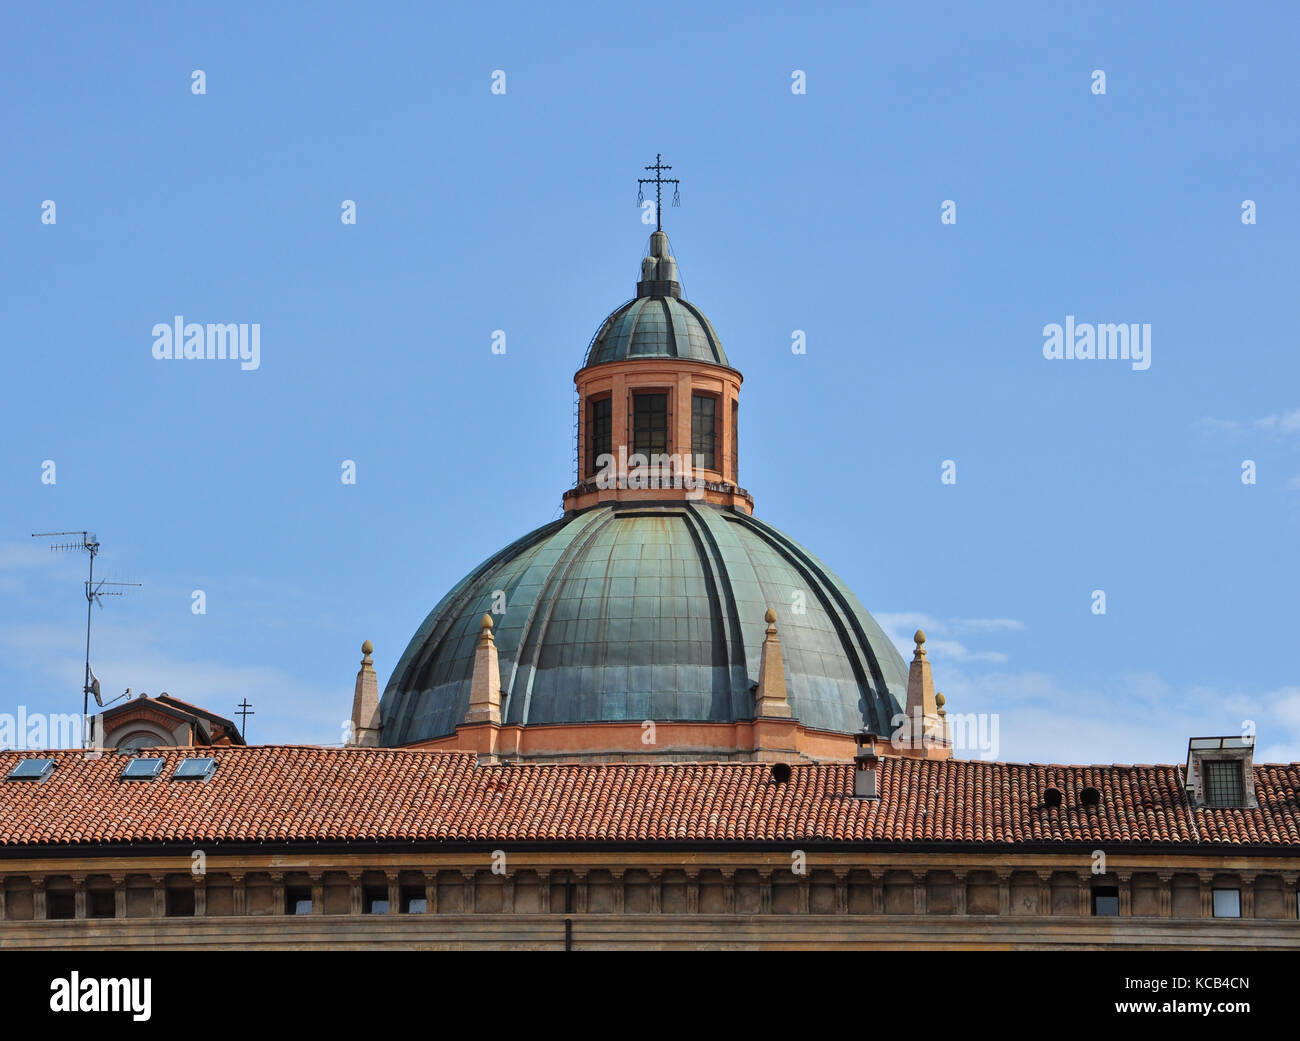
31, 531, 142, 732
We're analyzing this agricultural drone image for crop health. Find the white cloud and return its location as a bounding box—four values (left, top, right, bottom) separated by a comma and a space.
1255, 408, 1300, 435
0, 541, 59, 569
1197, 417, 1244, 437
937, 668, 1300, 766
0, 620, 346, 747
950, 617, 1026, 632
875, 611, 1022, 663
924, 639, 1008, 664
1200, 407, 1300, 439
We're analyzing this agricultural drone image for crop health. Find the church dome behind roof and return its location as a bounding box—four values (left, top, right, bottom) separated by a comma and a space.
380, 503, 907, 746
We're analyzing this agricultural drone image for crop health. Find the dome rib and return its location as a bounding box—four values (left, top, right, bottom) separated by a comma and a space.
584, 296, 731, 368
508, 507, 618, 725
675, 297, 724, 363
711, 510, 899, 733
380, 517, 569, 744
677, 504, 751, 718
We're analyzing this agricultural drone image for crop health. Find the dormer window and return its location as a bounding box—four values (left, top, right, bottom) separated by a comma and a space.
1203, 759, 1245, 808
1186, 736, 1256, 809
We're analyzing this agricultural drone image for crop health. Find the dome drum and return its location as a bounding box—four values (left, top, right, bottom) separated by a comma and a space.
565, 357, 751, 515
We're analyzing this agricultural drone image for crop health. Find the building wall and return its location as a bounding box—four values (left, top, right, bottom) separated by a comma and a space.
3, 851, 1297, 950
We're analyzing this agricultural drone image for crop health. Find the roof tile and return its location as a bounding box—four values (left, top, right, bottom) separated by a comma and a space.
0, 747, 1295, 849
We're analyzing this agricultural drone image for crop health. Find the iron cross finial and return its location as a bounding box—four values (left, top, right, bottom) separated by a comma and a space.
236, 698, 255, 740
637, 153, 681, 232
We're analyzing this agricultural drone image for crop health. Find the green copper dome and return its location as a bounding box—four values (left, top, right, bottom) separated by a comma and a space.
585, 296, 729, 368
582, 230, 731, 369
380, 503, 907, 745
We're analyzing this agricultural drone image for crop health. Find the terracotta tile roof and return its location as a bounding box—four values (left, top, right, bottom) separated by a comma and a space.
0, 747, 1296, 849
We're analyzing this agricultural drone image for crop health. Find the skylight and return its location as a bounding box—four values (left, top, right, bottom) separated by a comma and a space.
6, 758, 55, 782
120, 757, 164, 780
172, 757, 217, 782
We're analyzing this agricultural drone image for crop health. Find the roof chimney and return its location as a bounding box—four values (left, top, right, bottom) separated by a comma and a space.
349, 640, 381, 747
853, 730, 879, 800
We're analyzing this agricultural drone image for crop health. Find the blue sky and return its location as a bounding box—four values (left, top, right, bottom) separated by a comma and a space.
1, 2, 1296, 763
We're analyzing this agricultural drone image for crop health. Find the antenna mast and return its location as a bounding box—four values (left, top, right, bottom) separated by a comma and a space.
31, 531, 142, 739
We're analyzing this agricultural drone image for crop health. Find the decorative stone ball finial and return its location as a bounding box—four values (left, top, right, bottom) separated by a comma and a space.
361, 639, 374, 656
764, 607, 777, 624
913, 629, 927, 659
480, 614, 495, 640
914, 629, 926, 645
935, 691, 946, 717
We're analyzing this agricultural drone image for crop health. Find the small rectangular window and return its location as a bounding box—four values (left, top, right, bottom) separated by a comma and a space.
401, 885, 427, 914
120, 757, 164, 780
1203, 759, 1244, 807
88, 890, 116, 919
7, 758, 54, 781
633, 392, 669, 458
165, 887, 195, 917
691, 393, 716, 470
46, 891, 76, 920
1212, 888, 1241, 918
286, 886, 313, 915
365, 886, 389, 914
730, 400, 739, 482
172, 757, 217, 782
1091, 886, 1119, 917
587, 396, 612, 478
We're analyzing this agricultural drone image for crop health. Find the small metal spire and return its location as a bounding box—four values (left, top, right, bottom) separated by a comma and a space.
636, 153, 681, 232
236, 698, 255, 740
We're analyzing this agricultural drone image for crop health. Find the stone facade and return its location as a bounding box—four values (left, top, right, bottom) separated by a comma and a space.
4, 851, 1297, 950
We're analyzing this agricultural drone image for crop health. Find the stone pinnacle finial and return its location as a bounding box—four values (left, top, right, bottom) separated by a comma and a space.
349, 639, 380, 747
900, 629, 950, 760
755, 607, 792, 719
467, 613, 504, 726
